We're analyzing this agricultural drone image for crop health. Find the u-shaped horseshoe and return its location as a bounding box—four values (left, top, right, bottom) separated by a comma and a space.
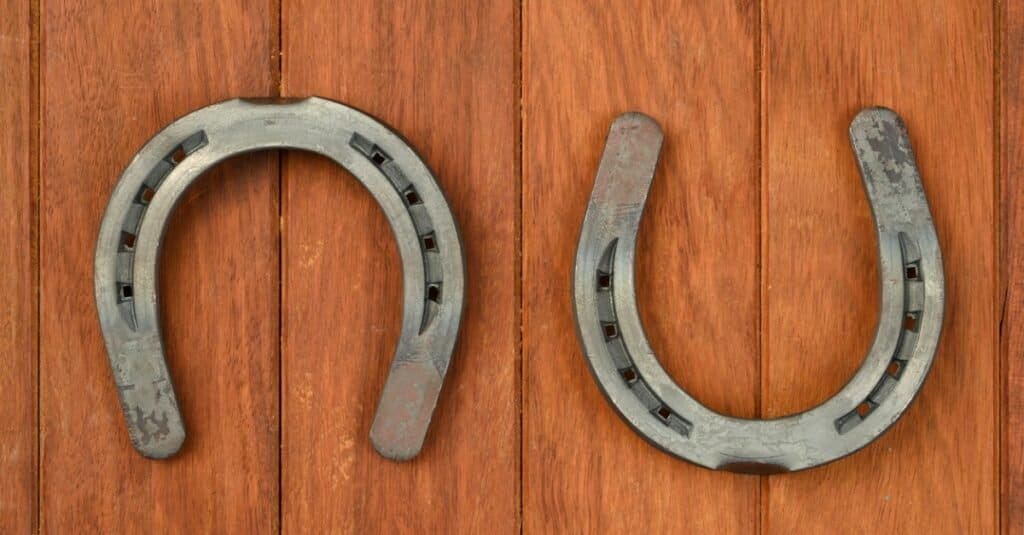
95, 97, 465, 461
573, 108, 944, 473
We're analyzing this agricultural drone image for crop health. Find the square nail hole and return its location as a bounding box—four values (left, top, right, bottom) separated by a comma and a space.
597, 273, 611, 290
905, 265, 919, 280
404, 188, 422, 205
121, 231, 137, 251
602, 323, 618, 339
620, 367, 637, 383
371, 151, 387, 165
904, 313, 919, 332
427, 284, 441, 303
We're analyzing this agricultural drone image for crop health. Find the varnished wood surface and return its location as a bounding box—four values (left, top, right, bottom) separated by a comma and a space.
0, 0, 1015, 532
522, 1, 761, 532
279, 0, 518, 531
1004, 1, 1024, 532
762, 2, 996, 533
0, 0, 35, 532
39, 1, 279, 531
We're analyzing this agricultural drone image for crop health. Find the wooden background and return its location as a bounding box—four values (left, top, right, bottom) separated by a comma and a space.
0, 0, 1019, 532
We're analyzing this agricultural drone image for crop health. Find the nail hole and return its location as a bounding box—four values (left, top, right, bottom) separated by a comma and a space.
887, 360, 902, 377
139, 186, 155, 204
171, 147, 187, 163
423, 234, 437, 251
121, 232, 136, 250
120, 284, 134, 300
656, 406, 672, 420
856, 402, 871, 417
904, 313, 918, 332
597, 273, 611, 290
404, 187, 422, 205
602, 323, 618, 339
905, 265, 919, 280
371, 151, 387, 165
427, 284, 441, 303
620, 368, 637, 383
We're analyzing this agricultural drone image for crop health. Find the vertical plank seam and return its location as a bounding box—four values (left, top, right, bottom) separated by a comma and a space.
516, 1, 525, 533
995, 0, 1005, 532
274, 0, 284, 532
756, 0, 767, 534
32, 0, 42, 531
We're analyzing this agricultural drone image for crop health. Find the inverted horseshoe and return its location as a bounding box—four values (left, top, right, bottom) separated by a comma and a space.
573, 108, 944, 473
95, 97, 465, 461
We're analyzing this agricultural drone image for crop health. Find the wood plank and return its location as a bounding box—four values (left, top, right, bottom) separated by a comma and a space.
0, 0, 36, 531
762, 1, 996, 532
1003, 0, 1024, 531
279, 1, 518, 531
40, 1, 279, 531
523, 2, 760, 531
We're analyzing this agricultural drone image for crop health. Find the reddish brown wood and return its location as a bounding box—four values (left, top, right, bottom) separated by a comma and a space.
40, 1, 279, 531
14, 2, 1012, 531
523, 1, 761, 531
762, 1, 996, 532
1004, 0, 1024, 532
0, 0, 36, 531
279, 1, 518, 530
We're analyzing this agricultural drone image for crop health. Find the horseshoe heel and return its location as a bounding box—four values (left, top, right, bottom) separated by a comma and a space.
573, 109, 944, 473
94, 97, 465, 461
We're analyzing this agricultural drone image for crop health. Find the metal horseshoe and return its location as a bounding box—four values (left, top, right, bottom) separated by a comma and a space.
573, 108, 944, 473
95, 97, 465, 461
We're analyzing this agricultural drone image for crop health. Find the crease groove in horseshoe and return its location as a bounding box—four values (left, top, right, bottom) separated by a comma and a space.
572, 108, 944, 473
94, 97, 466, 461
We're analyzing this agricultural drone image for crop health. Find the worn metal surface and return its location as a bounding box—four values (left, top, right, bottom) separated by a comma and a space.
94, 97, 465, 461
572, 109, 944, 473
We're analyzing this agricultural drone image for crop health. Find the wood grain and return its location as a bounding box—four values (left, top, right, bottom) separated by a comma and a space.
1003, 0, 1024, 531
523, 1, 761, 531
10, 2, 1011, 532
762, 2, 996, 533
40, 1, 279, 531
0, 0, 36, 531
279, 1, 518, 531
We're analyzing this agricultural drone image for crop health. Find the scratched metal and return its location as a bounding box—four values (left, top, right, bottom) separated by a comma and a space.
572, 109, 944, 473
94, 97, 465, 461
